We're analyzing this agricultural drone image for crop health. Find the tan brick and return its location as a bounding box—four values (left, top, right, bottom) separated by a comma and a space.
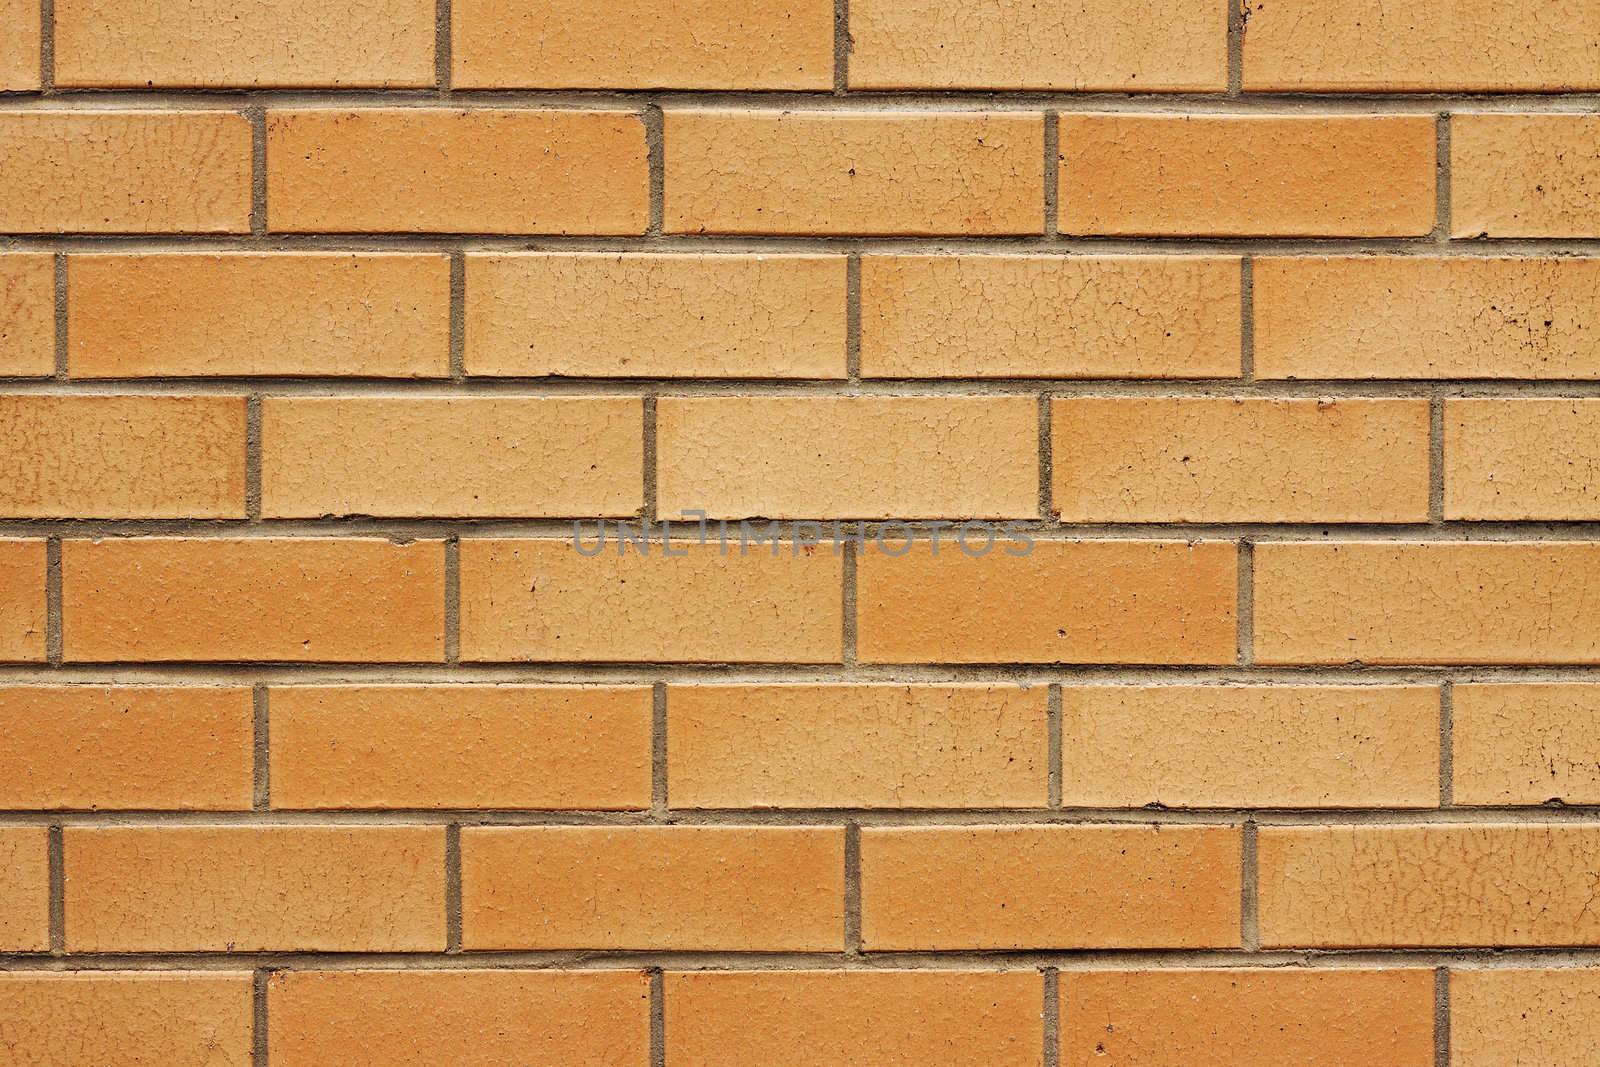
1259, 824, 1600, 947
1061, 685, 1440, 809
269, 685, 652, 810
657, 396, 1038, 519
54, 0, 434, 87
861, 825, 1240, 949
62, 538, 445, 663
270, 969, 651, 1067
462, 826, 844, 950
465, 253, 847, 379
858, 540, 1237, 665
0, 827, 48, 951
1453, 969, 1600, 1067
667, 684, 1048, 809
1058, 114, 1436, 237
0, 111, 251, 234
0, 0, 40, 89
665, 110, 1044, 236
452, 0, 833, 89
667, 971, 1043, 1067
0, 973, 253, 1067
1447, 400, 1600, 520
0, 686, 253, 810
262, 397, 643, 518
1453, 114, 1600, 238
0, 539, 46, 663
0, 395, 245, 519
1061, 969, 1435, 1067
267, 109, 648, 234
459, 538, 842, 663
850, 0, 1225, 90
66, 825, 446, 952
0, 254, 54, 377
860, 254, 1241, 379
1254, 256, 1600, 380
1254, 542, 1600, 666
1453, 684, 1600, 806
1053, 397, 1430, 522
69, 253, 451, 378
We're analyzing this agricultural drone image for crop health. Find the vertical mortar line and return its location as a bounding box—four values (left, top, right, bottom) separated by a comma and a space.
444, 823, 463, 953
1037, 392, 1054, 521
38, 0, 53, 92
443, 535, 461, 665
448, 251, 467, 381
845, 253, 862, 382
1434, 113, 1453, 243
843, 820, 862, 956
644, 104, 665, 238
1240, 817, 1259, 951
52, 253, 67, 380
252, 683, 270, 811
1434, 967, 1451, 1067
649, 968, 666, 1067
1042, 968, 1060, 1067
1047, 683, 1063, 809
642, 396, 659, 524
833, 0, 849, 93
248, 104, 268, 237
434, 0, 452, 94
1439, 680, 1455, 808
45, 536, 62, 667
651, 682, 668, 817
841, 539, 858, 667
1429, 392, 1446, 524
47, 824, 64, 954
1238, 256, 1255, 382
1042, 111, 1060, 237
253, 969, 269, 1067
1236, 540, 1254, 667
246, 395, 263, 522
1226, 0, 1244, 95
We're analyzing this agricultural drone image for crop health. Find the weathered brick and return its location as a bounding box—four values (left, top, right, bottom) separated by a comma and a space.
0, 827, 49, 951
1453, 684, 1600, 806
0, 253, 54, 377
1453, 114, 1600, 238
1453, 969, 1600, 1067
1446, 399, 1600, 520
0, 0, 39, 89
0, 539, 46, 663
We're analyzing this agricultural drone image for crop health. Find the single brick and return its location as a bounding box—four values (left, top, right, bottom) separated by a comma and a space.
65, 825, 446, 952
0, 539, 46, 663
452, 0, 833, 89
657, 396, 1039, 519
1254, 542, 1600, 665
1058, 114, 1436, 237
1453, 115, 1600, 238
270, 969, 651, 1067
1453, 684, 1600, 806
857, 540, 1237, 665
0, 973, 253, 1067
1447, 399, 1600, 520
667, 684, 1049, 809
0, 395, 246, 519
261, 397, 643, 518
859, 254, 1241, 379
62, 538, 446, 663
667, 971, 1043, 1067
1053, 397, 1430, 523
1060, 685, 1440, 809
69, 253, 451, 378
54, 0, 435, 87
860, 825, 1240, 949
465, 253, 847, 379
850, 0, 1225, 90
1254, 256, 1600, 380
0, 254, 54, 377
267, 109, 648, 234
0, 111, 251, 233
459, 538, 842, 663
665, 110, 1044, 236
1259, 824, 1600, 947
462, 826, 844, 950
0, 827, 48, 951
0, 0, 39, 89
0, 686, 253, 810
1453, 969, 1600, 1067
269, 685, 652, 810
1061, 969, 1435, 1066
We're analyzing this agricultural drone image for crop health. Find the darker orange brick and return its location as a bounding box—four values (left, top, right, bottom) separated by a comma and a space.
0, 253, 54, 377
0, 539, 46, 663
0, 827, 49, 951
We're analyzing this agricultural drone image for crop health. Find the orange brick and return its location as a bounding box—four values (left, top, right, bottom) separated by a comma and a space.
0, 973, 253, 1067
857, 540, 1237, 665
461, 826, 844, 950
667, 971, 1043, 1066
459, 538, 842, 663
1058, 114, 1436, 237
1453, 969, 1600, 1067
1254, 256, 1600, 380
0, 253, 54, 377
860, 825, 1240, 949
1254, 542, 1600, 666
0, 111, 251, 234
1061, 969, 1435, 1067
0, 539, 46, 663
665, 111, 1044, 236
657, 396, 1038, 519
452, 0, 833, 89
68, 253, 450, 378
270, 969, 651, 1067
1259, 824, 1600, 947
62, 538, 445, 663
1453, 684, 1600, 806
0, 686, 253, 810
65, 825, 446, 952
1447, 399, 1600, 520
667, 684, 1048, 809
54, 0, 435, 87
1060, 685, 1439, 808
269, 685, 651, 810
0, 827, 48, 951
267, 109, 648, 234
464, 253, 847, 378
261, 397, 643, 518
0, 395, 245, 519
1052, 397, 1430, 522
859, 254, 1241, 379
0, 0, 40, 89
1453, 114, 1600, 238
850, 0, 1225, 90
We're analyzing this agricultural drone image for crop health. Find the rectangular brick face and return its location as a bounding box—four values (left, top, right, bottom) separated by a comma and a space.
461, 826, 845, 950
1453, 970, 1600, 1067
1452, 114, 1600, 238
1447, 400, 1600, 520
0, 827, 49, 951
1453, 684, 1600, 806
0, 0, 40, 89
0, 253, 54, 377
665, 111, 1045, 235
860, 825, 1241, 950
0, 539, 47, 662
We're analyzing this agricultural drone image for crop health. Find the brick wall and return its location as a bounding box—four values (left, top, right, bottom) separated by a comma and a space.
3, 1, 1600, 1064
